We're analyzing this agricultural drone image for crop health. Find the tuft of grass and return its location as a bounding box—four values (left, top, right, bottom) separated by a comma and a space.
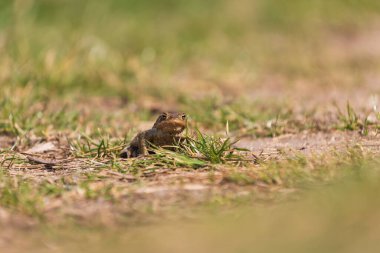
181, 129, 248, 164
335, 102, 372, 135
69, 133, 128, 158
336, 102, 361, 131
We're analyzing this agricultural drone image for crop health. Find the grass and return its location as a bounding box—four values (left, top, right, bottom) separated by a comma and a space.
335, 102, 380, 135
336, 102, 363, 131
1, 0, 380, 251
69, 133, 128, 159
181, 128, 240, 164
0, 171, 43, 218
68, 122, 250, 168
0, 141, 374, 223
3, 149, 380, 253
0, 95, 80, 136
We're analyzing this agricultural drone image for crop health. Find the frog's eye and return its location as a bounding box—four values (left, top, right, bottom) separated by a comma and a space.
181, 114, 187, 120
161, 113, 167, 120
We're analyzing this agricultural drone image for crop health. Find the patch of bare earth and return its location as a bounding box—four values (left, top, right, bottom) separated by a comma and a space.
0, 135, 15, 149
238, 131, 380, 156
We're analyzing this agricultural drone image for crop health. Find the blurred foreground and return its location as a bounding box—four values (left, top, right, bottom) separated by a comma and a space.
3, 161, 380, 253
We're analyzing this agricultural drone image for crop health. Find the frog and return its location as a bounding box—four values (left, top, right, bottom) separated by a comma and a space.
120, 112, 187, 158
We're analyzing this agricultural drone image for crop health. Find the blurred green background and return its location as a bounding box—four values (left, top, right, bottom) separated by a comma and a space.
1, 0, 380, 97
1, 0, 380, 135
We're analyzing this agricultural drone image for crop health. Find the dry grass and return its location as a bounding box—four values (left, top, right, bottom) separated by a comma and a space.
1, 0, 380, 252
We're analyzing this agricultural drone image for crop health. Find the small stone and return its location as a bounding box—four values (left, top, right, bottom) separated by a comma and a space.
26, 142, 56, 153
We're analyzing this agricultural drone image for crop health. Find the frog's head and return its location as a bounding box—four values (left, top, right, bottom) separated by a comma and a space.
152, 112, 187, 134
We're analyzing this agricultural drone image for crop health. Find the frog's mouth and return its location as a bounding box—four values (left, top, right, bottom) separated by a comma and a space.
156, 119, 186, 134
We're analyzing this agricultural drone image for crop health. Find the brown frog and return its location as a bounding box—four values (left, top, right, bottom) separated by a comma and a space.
120, 112, 187, 158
